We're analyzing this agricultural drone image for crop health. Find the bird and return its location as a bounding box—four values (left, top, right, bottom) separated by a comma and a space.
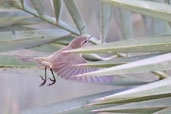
21, 36, 113, 87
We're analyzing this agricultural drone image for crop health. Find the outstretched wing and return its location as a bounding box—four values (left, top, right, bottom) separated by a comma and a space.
52, 54, 113, 84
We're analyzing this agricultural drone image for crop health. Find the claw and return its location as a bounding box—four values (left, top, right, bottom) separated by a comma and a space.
40, 76, 45, 80
39, 76, 46, 87
47, 78, 56, 86
48, 78, 54, 81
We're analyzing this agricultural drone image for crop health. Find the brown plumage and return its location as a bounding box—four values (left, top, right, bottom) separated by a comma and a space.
21, 36, 113, 86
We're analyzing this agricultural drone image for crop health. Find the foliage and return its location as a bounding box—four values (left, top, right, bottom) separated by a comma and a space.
1, 0, 171, 113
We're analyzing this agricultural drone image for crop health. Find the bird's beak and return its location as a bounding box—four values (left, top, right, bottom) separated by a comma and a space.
88, 35, 93, 40
85, 35, 93, 43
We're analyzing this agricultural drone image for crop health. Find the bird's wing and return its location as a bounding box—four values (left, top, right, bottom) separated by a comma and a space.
52, 54, 113, 84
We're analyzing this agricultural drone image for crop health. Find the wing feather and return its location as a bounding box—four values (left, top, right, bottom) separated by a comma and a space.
60, 66, 73, 79
56, 63, 69, 77
87, 67, 100, 83
52, 54, 113, 84
81, 67, 87, 83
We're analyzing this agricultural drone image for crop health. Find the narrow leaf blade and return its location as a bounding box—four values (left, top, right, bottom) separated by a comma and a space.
101, 0, 171, 22
92, 97, 171, 113
0, 29, 70, 52
63, 0, 87, 34
77, 53, 171, 76
30, 0, 44, 16
53, 0, 62, 22
96, 78, 171, 101
66, 35, 171, 53
79, 53, 162, 67
119, 9, 133, 40
100, 2, 112, 43
18, 88, 131, 114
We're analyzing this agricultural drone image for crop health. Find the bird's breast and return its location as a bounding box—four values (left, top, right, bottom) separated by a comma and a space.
41, 61, 52, 68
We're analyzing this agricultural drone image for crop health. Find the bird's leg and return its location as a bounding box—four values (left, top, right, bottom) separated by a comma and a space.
48, 69, 56, 86
39, 67, 47, 87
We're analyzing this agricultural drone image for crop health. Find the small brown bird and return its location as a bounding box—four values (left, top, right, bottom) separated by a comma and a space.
21, 36, 113, 86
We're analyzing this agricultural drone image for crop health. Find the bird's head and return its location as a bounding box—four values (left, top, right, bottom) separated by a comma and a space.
68, 36, 92, 49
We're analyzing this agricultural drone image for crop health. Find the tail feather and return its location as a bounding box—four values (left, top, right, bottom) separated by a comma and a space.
19, 57, 34, 62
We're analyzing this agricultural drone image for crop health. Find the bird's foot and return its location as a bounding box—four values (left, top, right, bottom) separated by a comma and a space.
47, 78, 56, 86
39, 76, 46, 87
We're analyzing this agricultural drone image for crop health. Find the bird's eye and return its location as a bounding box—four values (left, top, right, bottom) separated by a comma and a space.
81, 40, 88, 45
84, 40, 87, 43
82, 40, 87, 44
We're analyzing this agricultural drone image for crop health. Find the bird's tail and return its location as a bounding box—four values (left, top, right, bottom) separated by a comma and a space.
19, 56, 49, 63
18, 57, 34, 62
